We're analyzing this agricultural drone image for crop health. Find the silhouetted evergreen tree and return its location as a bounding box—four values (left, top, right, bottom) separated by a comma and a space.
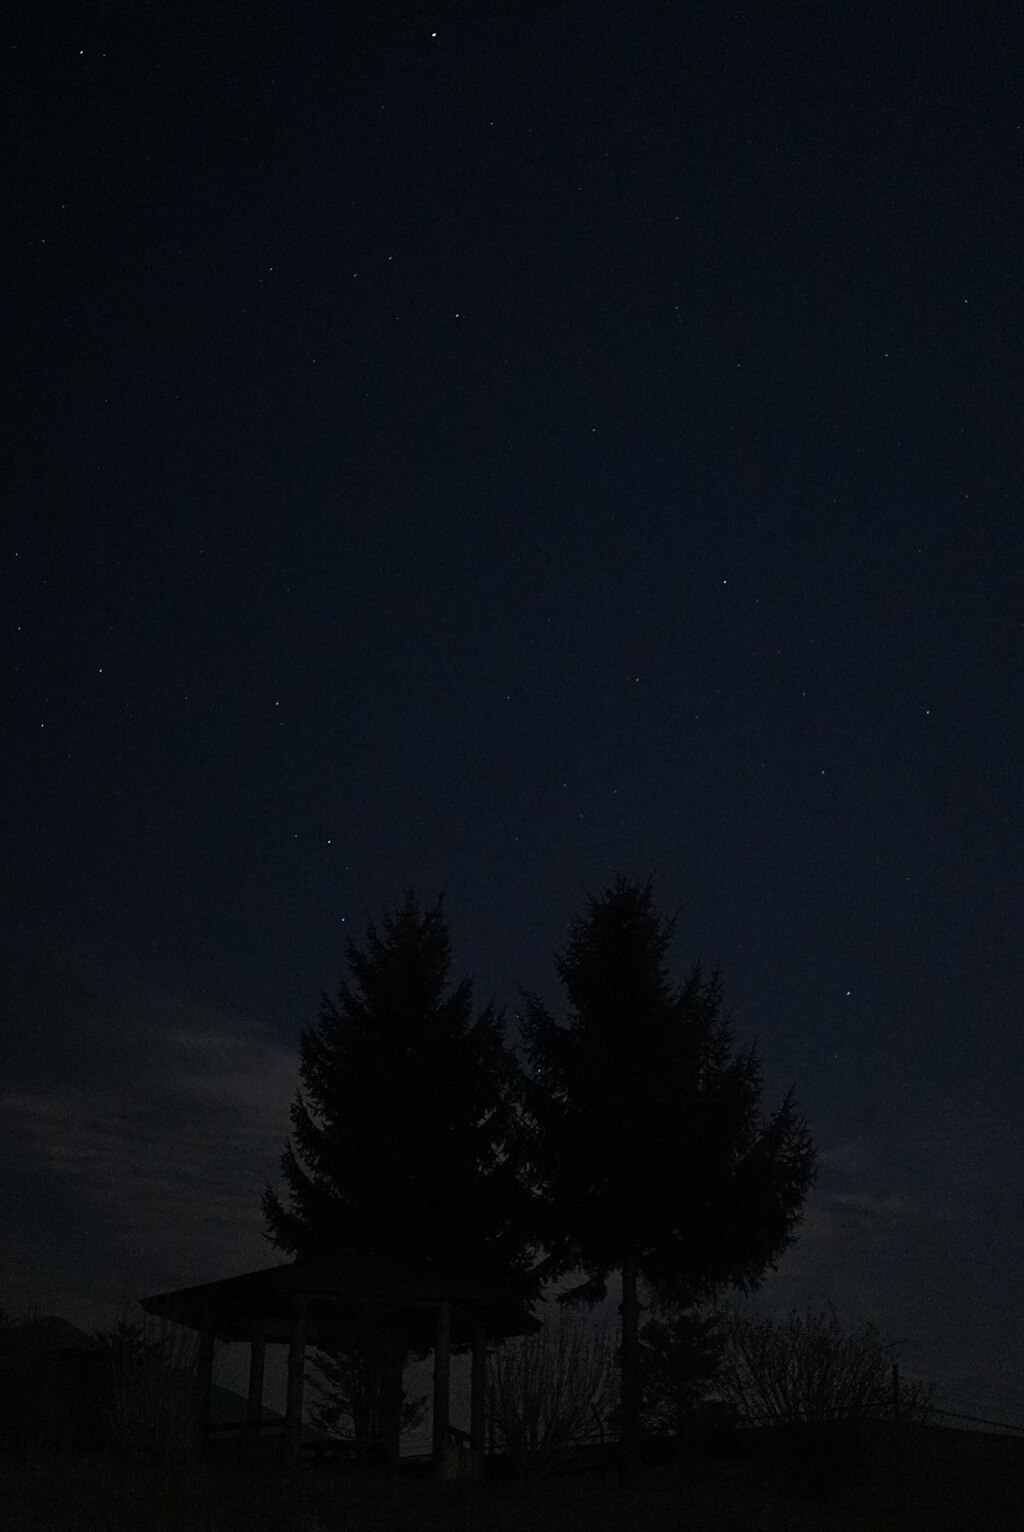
639, 1307, 732, 1444
262, 893, 538, 1463
520, 875, 815, 1485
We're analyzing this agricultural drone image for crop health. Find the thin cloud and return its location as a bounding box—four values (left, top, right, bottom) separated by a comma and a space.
0, 957, 303, 1325
744, 1099, 1023, 1385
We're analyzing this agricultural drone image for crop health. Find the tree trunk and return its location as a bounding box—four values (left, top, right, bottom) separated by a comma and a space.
378, 1333, 405, 1474
432, 1301, 452, 1477
619, 1252, 641, 1488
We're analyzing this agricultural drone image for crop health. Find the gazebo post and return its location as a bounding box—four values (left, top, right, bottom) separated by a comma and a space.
470, 1320, 487, 1466
246, 1316, 266, 1463
194, 1305, 216, 1456
432, 1299, 452, 1476
283, 1291, 307, 1471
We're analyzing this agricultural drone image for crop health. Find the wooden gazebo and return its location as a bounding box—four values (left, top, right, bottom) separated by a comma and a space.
140, 1248, 539, 1477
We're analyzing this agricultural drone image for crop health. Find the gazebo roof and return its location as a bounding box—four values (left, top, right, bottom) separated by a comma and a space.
140, 1248, 540, 1348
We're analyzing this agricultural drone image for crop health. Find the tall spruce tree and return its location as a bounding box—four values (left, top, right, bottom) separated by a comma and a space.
262, 893, 538, 1462
520, 875, 815, 1484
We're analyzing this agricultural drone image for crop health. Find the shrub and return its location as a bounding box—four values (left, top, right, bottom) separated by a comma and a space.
487, 1310, 617, 1480
94, 1312, 203, 1462
717, 1306, 932, 1497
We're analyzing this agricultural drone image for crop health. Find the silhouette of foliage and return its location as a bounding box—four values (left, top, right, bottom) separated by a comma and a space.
639, 1306, 731, 1439
719, 1307, 933, 1427
719, 1306, 933, 1498
93, 1312, 200, 1462
487, 1310, 618, 1480
306, 1311, 426, 1454
520, 874, 816, 1481
263, 892, 540, 1463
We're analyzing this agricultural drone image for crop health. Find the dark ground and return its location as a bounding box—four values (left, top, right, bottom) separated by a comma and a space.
3, 1432, 1024, 1532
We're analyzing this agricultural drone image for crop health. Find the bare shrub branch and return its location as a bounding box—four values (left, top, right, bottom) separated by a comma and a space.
719, 1307, 933, 1426
95, 1312, 208, 1462
487, 1310, 618, 1479
717, 1306, 933, 1499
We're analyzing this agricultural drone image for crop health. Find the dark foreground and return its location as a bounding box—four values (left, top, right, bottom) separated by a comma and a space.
3, 1434, 1023, 1532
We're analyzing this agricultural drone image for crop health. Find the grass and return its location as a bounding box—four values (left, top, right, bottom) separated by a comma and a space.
1, 1442, 1022, 1532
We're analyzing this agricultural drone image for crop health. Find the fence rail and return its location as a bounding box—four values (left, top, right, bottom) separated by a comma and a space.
928, 1407, 1024, 1436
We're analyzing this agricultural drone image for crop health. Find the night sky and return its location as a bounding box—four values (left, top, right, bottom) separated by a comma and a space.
4, 2, 1023, 1431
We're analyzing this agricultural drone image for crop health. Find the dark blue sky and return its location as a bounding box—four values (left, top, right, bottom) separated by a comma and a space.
4, 1, 1022, 1426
